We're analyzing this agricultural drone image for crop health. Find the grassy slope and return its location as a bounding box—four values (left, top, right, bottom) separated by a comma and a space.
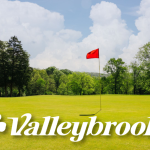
0, 95, 150, 150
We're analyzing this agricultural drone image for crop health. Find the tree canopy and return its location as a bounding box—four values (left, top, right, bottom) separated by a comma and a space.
103, 58, 127, 94
0, 36, 32, 97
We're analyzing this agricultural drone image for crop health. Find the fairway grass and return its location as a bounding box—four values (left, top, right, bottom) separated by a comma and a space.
0, 95, 150, 150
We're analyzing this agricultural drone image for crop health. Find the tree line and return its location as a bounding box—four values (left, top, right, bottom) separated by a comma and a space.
0, 36, 150, 96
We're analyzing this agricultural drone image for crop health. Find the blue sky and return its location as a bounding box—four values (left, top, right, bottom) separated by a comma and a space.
10, 0, 141, 39
0, 0, 150, 72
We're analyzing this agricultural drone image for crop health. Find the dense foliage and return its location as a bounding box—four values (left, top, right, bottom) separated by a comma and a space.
0, 36, 32, 97
0, 37, 150, 96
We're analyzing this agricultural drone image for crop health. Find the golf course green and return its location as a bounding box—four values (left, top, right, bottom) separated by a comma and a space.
0, 95, 150, 150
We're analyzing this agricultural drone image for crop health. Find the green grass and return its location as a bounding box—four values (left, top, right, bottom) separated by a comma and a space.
0, 95, 150, 150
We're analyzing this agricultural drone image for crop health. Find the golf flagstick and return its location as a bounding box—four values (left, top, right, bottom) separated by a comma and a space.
94, 56, 102, 114
80, 48, 101, 116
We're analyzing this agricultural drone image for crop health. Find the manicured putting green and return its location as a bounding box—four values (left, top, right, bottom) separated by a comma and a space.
0, 95, 150, 150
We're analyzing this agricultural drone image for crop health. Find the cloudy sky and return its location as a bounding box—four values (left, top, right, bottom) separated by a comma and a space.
0, 0, 150, 72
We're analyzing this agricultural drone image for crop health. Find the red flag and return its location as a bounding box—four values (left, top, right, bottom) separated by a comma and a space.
86, 48, 99, 59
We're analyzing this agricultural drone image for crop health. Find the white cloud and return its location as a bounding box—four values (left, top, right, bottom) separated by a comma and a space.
30, 1, 131, 72
90, 1, 121, 25
0, 0, 64, 57
1, 0, 150, 72
119, 0, 150, 64
56, 29, 82, 42
75, 1, 131, 63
